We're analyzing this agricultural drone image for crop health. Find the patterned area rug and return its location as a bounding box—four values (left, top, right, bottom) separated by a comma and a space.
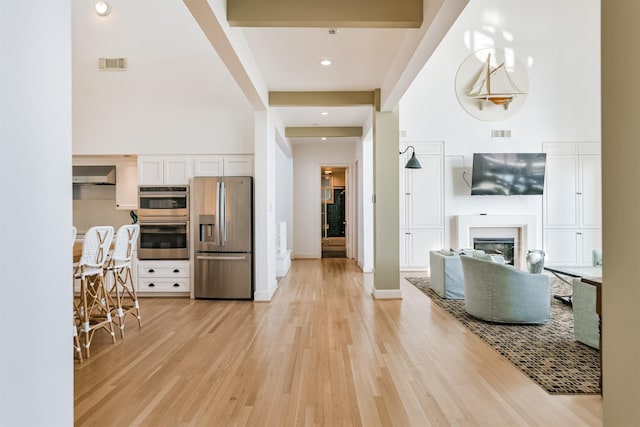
406, 276, 601, 394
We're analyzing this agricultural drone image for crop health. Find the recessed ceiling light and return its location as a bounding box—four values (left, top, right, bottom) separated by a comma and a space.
321, 137, 327, 141
320, 59, 332, 66
95, 1, 110, 16
321, 112, 329, 116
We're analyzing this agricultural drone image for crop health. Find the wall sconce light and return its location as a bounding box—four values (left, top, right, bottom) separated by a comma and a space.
399, 145, 422, 169
95, 1, 110, 16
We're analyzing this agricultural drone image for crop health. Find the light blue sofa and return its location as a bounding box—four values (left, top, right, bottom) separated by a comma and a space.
460, 255, 551, 324
572, 278, 599, 349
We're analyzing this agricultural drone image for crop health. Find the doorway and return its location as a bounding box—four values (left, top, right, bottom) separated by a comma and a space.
321, 166, 347, 258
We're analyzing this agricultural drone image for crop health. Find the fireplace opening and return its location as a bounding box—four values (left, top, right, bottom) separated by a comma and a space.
473, 237, 515, 266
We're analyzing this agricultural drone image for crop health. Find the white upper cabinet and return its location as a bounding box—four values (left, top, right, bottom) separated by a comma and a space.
543, 142, 601, 229
138, 156, 192, 185
193, 155, 254, 177
543, 142, 602, 266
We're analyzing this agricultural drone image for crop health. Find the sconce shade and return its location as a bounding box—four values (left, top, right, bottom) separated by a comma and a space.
399, 145, 422, 169
404, 152, 422, 169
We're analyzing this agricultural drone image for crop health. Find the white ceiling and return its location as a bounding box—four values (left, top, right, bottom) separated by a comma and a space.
184, 1, 468, 147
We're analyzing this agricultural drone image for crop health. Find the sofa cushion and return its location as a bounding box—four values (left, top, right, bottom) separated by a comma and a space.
472, 251, 505, 264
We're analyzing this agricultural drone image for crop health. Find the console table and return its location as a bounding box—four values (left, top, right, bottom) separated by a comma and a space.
544, 265, 603, 393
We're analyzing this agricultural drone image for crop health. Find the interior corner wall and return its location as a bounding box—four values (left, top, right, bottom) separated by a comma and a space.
275, 142, 293, 251
357, 132, 374, 272
1, 1, 73, 425
399, 0, 600, 249
71, 0, 255, 155
292, 142, 357, 259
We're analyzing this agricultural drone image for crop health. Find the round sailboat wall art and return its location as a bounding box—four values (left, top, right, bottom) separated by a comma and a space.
455, 48, 529, 122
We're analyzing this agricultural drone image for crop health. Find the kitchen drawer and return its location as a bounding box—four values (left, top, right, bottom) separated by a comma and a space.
138, 261, 190, 277
138, 278, 189, 292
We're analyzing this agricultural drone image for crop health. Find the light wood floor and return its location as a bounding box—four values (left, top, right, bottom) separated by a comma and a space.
75, 259, 602, 426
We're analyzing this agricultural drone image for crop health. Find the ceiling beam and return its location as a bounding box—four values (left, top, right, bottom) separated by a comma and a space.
269, 91, 379, 109
285, 127, 363, 138
227, 0, 422, 28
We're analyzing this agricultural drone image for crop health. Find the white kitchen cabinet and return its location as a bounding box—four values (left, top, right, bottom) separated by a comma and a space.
138, 156, 192, 185
223, 156, 254, 176
115, 162, 138, 209
543, 142, 602, 266
399, 142, 445, 271
137, 260, 190, 293
193, 155, 254, 177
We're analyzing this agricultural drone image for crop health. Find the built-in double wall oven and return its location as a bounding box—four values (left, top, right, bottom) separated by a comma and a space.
137, 186, 189, 260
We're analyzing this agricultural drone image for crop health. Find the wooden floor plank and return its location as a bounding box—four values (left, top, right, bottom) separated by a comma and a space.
75, 259, 602, 426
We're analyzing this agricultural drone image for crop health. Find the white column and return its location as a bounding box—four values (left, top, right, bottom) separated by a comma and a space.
372, 106, 401, 298
602, 1, 640, 423
253, 110, 277, 301
0, 1, 73, 425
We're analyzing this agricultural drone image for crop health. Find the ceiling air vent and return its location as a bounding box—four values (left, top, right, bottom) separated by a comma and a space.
98, 57, 127, 71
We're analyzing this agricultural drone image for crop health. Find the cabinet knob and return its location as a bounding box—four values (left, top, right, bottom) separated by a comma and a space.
576, 192, 583, 195
148, 283, 155, 288
173, 283, 180, 288
173, 269, 180, 273
148, 269, 155, 273
405, 192, 411, 195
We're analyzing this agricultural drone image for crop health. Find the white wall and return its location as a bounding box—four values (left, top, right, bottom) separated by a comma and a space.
400, 0, 600, 250
293, 142, 356, 258
72, 0, 255, 155
1, 1, 74, 425
275, 142, 293, 251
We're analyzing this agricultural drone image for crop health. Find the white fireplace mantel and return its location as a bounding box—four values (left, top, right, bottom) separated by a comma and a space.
454, 214, 537, 269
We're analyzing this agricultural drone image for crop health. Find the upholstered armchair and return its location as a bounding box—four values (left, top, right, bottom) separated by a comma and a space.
460, 255, 551, 324
429, 251, 464, 299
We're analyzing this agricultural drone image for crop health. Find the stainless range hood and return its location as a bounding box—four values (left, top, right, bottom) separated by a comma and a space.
72, 166, 116, 185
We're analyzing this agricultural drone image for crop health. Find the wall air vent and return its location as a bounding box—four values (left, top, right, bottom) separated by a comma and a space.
98, 57, 127, 71
491, 129, 512, 138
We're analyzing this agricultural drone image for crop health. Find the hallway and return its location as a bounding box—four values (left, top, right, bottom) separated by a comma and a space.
74, 259, 601, 426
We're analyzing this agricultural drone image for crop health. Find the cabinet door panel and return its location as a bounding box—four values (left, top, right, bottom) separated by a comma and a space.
224, 156, 254, 176
543, 229, 578, 266
164, 158, 191, 184
408, 155, 444, 228
579, 156, 602, 228
409, 229, 444, 270
115, 162, 138, 209
138, 157, 163, 185
544, 155, 578, 227
399, 231, 409, 268
194, 156, 223, 177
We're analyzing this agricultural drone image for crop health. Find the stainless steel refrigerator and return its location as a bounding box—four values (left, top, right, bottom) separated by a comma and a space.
192, 176, 253, 299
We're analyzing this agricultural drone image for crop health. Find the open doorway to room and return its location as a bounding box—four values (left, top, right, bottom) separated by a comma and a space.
321, 166, 348, 258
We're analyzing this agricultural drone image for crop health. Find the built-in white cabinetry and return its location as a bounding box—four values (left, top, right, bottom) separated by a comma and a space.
138, 156, 192, 185
399, 142, 445, 270
115, 162, 138, 209
543, 142, 602, 266
137, 260, 190, 293
193, 155, 254, 177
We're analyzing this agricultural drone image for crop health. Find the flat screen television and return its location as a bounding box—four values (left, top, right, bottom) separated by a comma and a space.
471, 153, 547, 195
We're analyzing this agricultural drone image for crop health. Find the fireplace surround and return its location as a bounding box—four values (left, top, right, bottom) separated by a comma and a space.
454, 214, 537, 270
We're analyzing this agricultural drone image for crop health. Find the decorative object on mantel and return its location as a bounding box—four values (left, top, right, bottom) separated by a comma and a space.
406, 276, 600, 394
455, 48, 529, 122
526, 249, 546, 273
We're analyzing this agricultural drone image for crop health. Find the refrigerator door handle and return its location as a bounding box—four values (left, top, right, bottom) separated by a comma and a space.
196, 255, 247, 261
216, 180, 222, 245
221, 181, 227, 245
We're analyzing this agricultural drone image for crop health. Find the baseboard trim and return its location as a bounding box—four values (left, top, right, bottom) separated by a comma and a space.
254, 279, 278, 302
372, 288, 403, 299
